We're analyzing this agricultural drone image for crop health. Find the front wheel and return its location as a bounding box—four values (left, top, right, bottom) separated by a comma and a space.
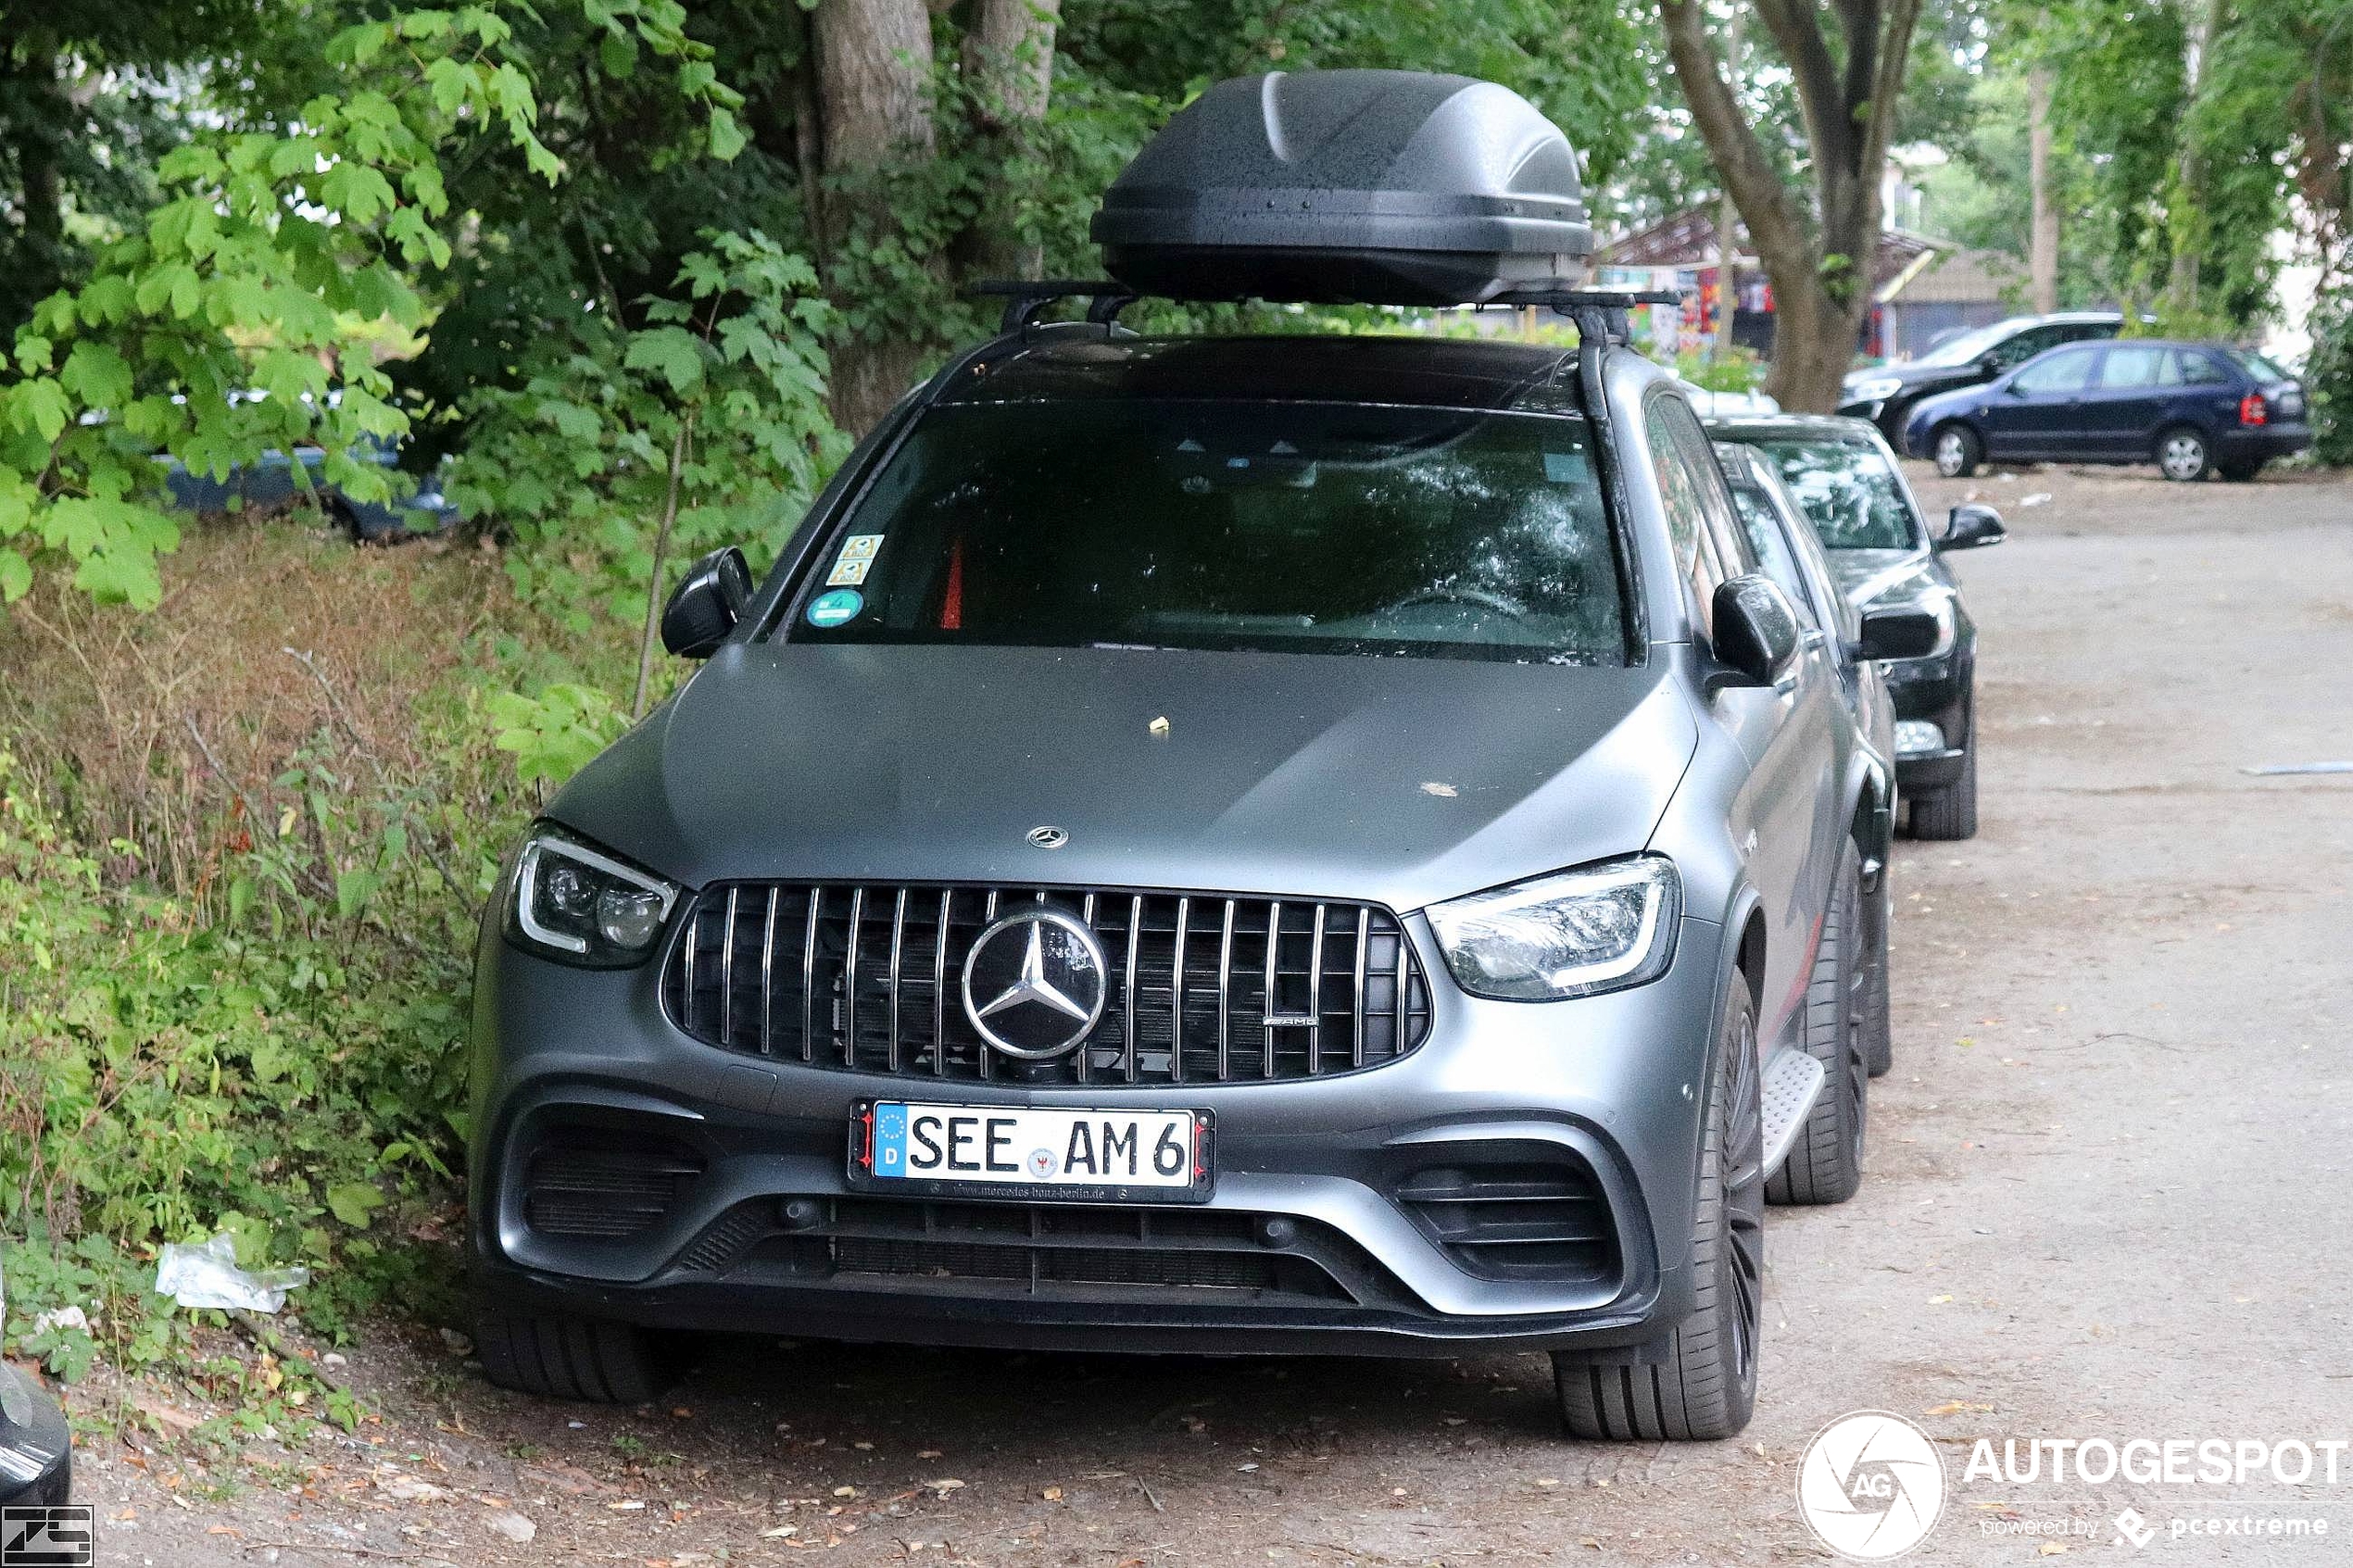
2156, 426, 2211, 482
474, 1311, 665, 1404
1554, 978, 1763, 1441
1932, 423, 1982, 479
1909, 741, 1979, 840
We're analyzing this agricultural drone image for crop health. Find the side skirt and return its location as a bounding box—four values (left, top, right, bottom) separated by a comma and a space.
1758, 1046, 1828, 1178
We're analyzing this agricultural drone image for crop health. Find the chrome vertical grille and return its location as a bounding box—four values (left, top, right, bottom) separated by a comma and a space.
660, 884, 1433, 1086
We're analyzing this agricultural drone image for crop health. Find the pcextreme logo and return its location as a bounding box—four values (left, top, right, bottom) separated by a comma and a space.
1797, 1410, 1949, 1561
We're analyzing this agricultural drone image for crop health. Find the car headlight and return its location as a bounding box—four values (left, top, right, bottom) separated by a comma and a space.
507, 826, 681, 968
1427, 856, 1681, 1001
1850, 375, 1904, 403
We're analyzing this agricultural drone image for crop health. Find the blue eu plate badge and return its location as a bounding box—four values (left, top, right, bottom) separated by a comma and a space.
871, 1102, 910, 1175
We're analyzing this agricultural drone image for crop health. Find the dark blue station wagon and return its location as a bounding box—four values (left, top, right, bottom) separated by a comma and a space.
1904, 340, 2309, 483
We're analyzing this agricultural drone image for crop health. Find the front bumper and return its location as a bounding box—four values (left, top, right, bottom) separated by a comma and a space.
469, 912, 1730, 1358
0, 1362, 71, 1506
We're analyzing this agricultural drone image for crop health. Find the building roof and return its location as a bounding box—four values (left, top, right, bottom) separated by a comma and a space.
1598, 207, 1941, 293
1885, 247, 2020, 307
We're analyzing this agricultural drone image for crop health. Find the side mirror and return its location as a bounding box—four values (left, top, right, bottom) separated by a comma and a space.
1979, 354, 2003, 377
1856, 605, 1943, 661
1935, 503, 2007, 553
1711, 574, 1803, 688
661, 546, 753, 659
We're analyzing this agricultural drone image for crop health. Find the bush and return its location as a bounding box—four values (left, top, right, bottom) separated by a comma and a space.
2304, 290, 2353, 468
0, 521, 547, 1379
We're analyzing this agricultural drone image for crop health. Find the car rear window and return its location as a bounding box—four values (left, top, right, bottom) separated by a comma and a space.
1738, 438, 1921, 551
2221, 348, 2292, 383
784, 400, 1627, 665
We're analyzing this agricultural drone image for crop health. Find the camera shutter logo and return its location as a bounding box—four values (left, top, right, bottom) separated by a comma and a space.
1796, 1411, 1946, 1561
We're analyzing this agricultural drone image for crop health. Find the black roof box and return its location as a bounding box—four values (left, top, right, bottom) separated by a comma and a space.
1090, 70, 1592, 308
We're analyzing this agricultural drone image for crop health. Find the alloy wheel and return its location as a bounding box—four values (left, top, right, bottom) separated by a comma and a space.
2160, 433, 2207, 482
1934, 430, 1967, 477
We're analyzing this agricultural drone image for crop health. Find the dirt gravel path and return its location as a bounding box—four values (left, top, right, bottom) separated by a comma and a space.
78, 463, 2353, 1566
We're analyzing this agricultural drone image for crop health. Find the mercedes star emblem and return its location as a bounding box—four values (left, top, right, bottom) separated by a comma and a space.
1026, 825, 1070, 849
961, 909, 1109, 1060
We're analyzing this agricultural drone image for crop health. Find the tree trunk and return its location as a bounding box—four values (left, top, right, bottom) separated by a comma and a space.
812, 0, 939, 436
8, 30, 69, 313
2028, 65, 2058, 314
1659, 0, 1922, 412
1713, 9, 1745, 358
957, 0, 1062, 282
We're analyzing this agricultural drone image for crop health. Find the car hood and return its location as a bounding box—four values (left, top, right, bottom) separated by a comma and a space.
1845, 361, 1971, 394
1825, 548, 1941, 608
547, 642, 1699, 914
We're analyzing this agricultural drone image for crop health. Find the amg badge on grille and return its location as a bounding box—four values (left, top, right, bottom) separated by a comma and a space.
961, 909, 1109, 1059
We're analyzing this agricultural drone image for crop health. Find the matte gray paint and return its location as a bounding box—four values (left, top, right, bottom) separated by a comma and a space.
472, 336, 1877, 1360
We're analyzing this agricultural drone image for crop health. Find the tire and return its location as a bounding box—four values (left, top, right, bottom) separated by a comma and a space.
1909, 740, 1979, 840
1861, 866, 1894, 1078
1554, 979, 1763, 1442
1932, 423, 1981, 478
1768, 846, 1868, 1205
473, 1311, 662, 1404
2219, 458, 2266, 483
2155, 425, 2211, 482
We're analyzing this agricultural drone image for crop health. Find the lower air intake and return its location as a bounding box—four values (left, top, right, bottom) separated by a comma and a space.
1397, 1159, 1618, 1285
522, 1131, 705, 1242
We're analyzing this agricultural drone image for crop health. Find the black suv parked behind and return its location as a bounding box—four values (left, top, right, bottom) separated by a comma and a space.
1706, 414, 2003, 839
468, 69, 1943, 1442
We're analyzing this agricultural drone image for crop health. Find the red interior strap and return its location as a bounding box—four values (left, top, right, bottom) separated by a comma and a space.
941, 536, 964, 630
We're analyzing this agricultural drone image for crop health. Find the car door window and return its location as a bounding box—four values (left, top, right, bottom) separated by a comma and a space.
2012, 349, 2096, 395
1725, 486, 1827, 631
1991, 326, 2062, 370
1645, 404, 1731, 633
2097, 345, 2169, 389
2178, 350, 2230, 385
1653, 396, 1756, 572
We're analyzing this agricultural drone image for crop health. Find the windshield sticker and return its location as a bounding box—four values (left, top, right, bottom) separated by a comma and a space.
806, 588, 863, 628
1543, 451, 1592, 483
825, 533, 884, 585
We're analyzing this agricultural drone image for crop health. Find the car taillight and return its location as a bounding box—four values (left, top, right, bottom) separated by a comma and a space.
2239, 393, 2268, 426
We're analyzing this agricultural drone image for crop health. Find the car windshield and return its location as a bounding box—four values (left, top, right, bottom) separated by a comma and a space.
785, 399, 1627, 665
1741, 437, 1921, 550
1914, 319, 2032, 369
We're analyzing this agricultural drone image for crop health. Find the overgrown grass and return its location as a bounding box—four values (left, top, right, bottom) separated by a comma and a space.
0, 510, 635, 1396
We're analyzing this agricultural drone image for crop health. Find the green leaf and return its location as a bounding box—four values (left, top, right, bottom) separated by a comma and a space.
0, 550, 29, 603
334, 868, 381, 921
709, 106, 745, 161
326, 1183, 384, 1230
600, 29, 639, 78
624, 325, 705, 395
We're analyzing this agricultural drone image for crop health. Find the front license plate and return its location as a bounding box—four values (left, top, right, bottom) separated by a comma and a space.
849, 1101, 1213, 1203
